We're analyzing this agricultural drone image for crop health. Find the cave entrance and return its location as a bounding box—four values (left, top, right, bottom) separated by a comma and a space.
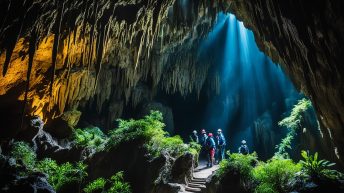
161, 13, 305, 160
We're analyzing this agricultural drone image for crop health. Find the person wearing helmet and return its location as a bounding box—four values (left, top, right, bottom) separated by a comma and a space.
238, 140, 249, 155
216, 128, 226, 163
199, 129, 208, 159
200, 129, 208, 147
206, 133, 216, 167
190, 130, 199, 143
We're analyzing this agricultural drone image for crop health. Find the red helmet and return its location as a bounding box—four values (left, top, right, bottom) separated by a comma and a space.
208, 133, 213, 137
201, 129, 206, 134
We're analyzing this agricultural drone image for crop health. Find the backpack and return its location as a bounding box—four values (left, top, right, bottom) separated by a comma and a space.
239, 145, 249, 155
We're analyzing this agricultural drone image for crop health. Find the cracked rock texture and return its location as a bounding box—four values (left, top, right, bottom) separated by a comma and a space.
1, 0, 344, 166
226, 0, 344, 166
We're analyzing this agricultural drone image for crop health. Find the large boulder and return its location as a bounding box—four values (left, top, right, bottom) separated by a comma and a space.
171, 152, 194, 184
16, 115, 45, 143
45, 110, 81, 139
0, 154, 55, 193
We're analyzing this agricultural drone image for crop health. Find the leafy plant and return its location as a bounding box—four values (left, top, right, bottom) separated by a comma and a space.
253, 157, 301, 193
83, 172, 131, 193
107, 111, 196, 160
254, 182, 277, 193
10, 141, 36, 170
275, 98, 312, 158
108, 171, 131, 193
74, 127, 107, 151
149, 135, 188, 157
83, 178, 106, 193
300, 150, 338, 180
36, 158, 87, 191
107, 111, 166, 150
216, 152, 257, 180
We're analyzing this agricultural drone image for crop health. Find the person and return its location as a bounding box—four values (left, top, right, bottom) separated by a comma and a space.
206, 133, 216, 167
199, 129, 208, 159
200, 129, 207, 147
238, 140, 249, 155
216, 129, 226, 163
190, 130, 199, 143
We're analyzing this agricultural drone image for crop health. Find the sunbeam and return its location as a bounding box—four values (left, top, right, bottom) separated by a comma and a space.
199, 13, 301, 152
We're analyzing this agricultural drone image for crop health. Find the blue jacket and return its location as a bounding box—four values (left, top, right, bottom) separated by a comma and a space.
200, 134, 208, 146
217, 134, 226, 146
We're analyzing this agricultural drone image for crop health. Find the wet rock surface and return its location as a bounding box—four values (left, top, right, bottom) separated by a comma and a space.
0, 154, 55, 193
226, 0, 344, 165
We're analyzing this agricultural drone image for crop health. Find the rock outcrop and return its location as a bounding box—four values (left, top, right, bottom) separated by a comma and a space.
226, 0, 344, 165
1, 0, 344, 168
0, 154, 55, 193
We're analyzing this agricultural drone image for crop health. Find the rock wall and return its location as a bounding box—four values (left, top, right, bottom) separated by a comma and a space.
226, 0, 344, 165
1, 0, 344, 167
0, 0, 222, 135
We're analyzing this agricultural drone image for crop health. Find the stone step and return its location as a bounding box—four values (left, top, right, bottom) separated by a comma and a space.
192, 177, 207, 181
188, 183, 206, 189
185, 186, 202, 192
190, 181, 206, 185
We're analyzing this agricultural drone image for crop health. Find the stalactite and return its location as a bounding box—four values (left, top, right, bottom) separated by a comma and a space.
49, 0, 65, 96
0, 0, 221, 125
20, 29, 38, 129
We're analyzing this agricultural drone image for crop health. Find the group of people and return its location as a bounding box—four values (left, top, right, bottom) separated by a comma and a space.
190, 129, 250, 167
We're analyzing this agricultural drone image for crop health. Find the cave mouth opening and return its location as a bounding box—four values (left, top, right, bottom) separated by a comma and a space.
163, 13, 307, 160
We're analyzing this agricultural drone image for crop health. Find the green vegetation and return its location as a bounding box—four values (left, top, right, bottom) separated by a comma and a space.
276, 98, 312, 158
83, 172, 131, 193
9, 141, 88, 191
36, 158, 87, 191
83, 178, 106, 193
10, 141, 36, 170
108, 111, 200, 158
300, 150, 338, 180
253, 158, 301, 193
73, 127, 107, 151
108, 171, 131, 193
217, 152, 257, 179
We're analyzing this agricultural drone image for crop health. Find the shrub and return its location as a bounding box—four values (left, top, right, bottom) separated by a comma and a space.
216, 152, 257, 180
149, 135, 188, 157
83, 172, 131, 193
83, 178, 106, 193
253, 158, 301, 193
36, 158, 87, 191
74, 127, 107, 151
108, 111, 196, 159
10, 141, 36, 170
107, 111, 166, 150
108, 171, 131, 193
254, 182, 277, 193
300, 150, 339, 180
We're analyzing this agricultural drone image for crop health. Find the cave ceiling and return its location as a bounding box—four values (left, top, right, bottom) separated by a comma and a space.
0, 0, 344, 164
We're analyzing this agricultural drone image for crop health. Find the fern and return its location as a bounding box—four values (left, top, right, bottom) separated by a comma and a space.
275, 98, 312, 158
300, 150, 338, 180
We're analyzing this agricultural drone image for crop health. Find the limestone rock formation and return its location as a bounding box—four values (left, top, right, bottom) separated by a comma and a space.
0, 154, 55, 193
226, 0, 344, 164
1, 0, 344, 168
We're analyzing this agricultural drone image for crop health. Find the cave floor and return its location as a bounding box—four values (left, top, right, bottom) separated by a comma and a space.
181, 161, 219, 193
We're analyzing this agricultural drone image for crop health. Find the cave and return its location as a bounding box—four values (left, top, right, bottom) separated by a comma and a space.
1, 1, 344, 193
